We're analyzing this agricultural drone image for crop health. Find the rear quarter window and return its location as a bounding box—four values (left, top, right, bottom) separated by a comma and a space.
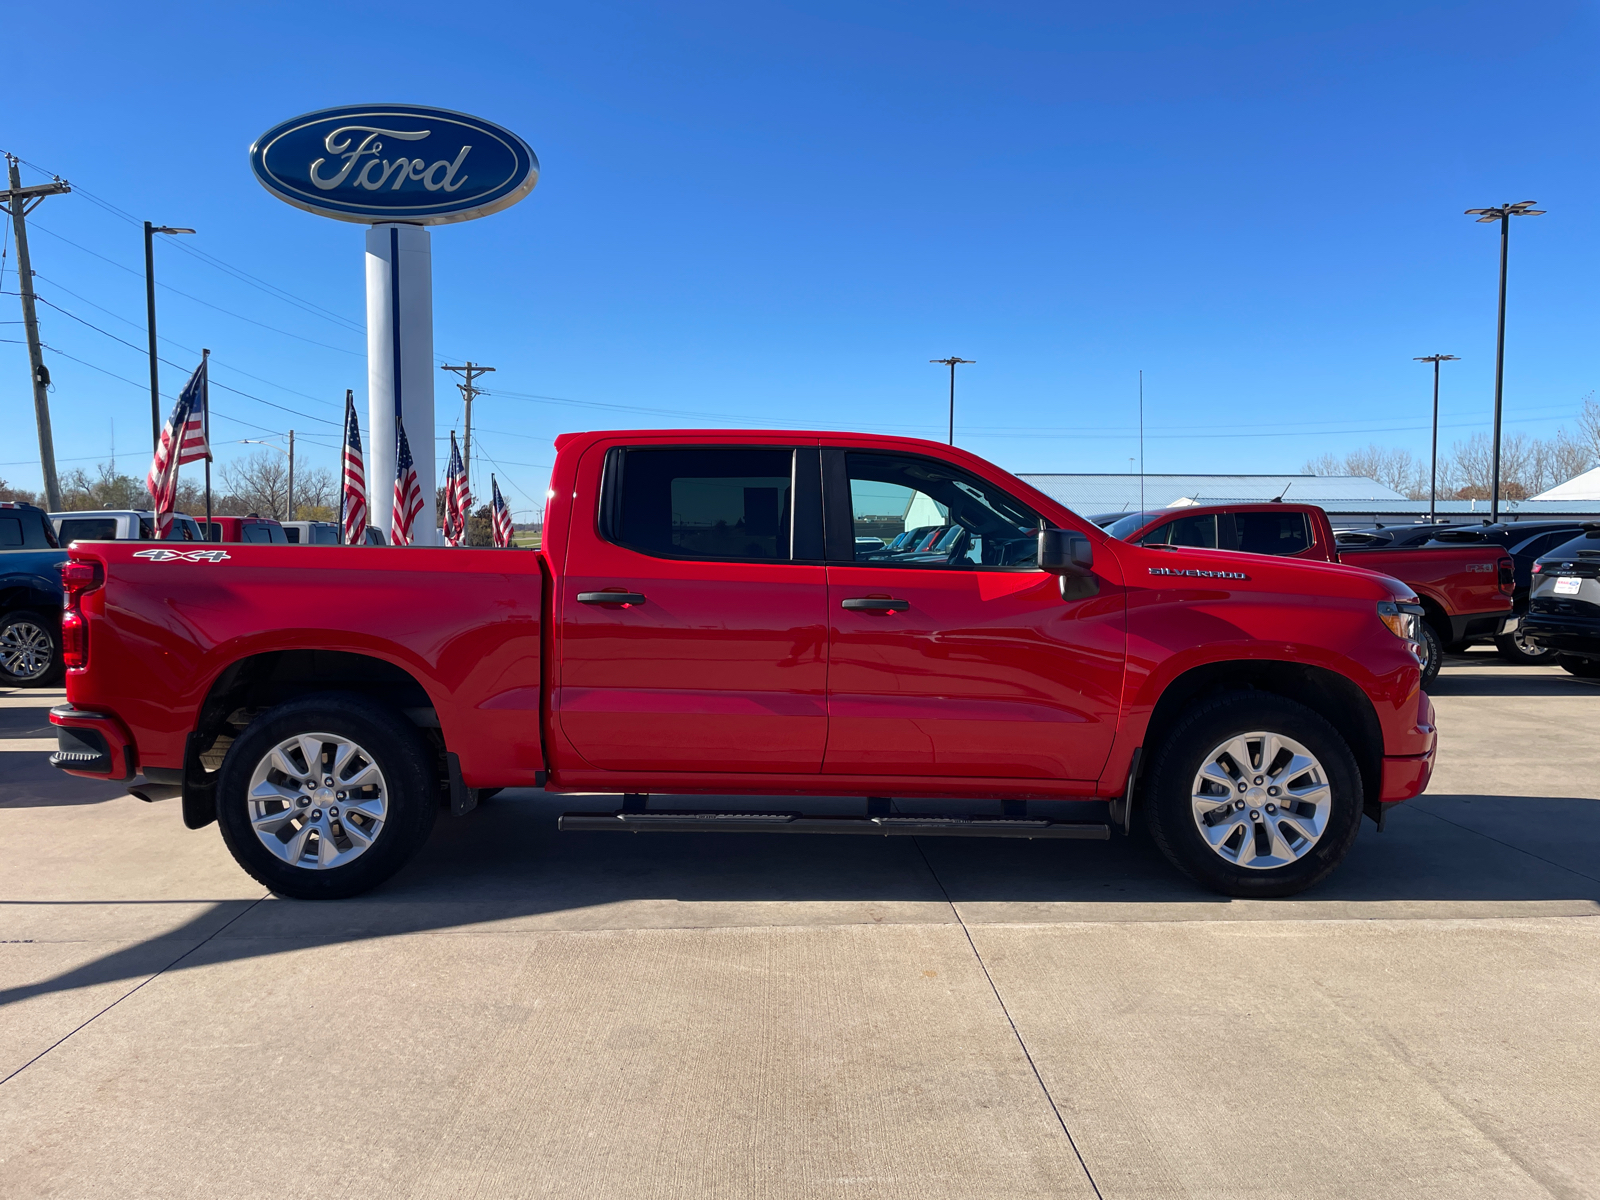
0, 517, 21, 547
57, 517, 119, 543
1236, 511, 1311, 555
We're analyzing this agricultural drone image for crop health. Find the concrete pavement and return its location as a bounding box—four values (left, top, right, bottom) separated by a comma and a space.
1, 657, 1597, 1198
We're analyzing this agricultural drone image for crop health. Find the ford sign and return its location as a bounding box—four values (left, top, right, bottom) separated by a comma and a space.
250, 104, 538, 225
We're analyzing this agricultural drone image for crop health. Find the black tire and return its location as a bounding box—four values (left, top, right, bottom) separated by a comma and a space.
0, 610, 62, 687
1144, 692, 1364, 899
1495, 628, 1557, 665
1560, 655, 1600, 679
1417, 621, 1444, 690
215, 693, 439, 899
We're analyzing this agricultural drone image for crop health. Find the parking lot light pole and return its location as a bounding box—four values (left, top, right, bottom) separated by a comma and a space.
144, 223, 196, 450
1413, 354, 1459, 525
1464, 201, 1544, 523
930, 357, 974, 445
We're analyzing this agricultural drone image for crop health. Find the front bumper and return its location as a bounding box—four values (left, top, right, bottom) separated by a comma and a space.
1378, 691, 1435, 805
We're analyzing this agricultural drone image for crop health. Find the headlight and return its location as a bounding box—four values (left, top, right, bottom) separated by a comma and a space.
1376, 600, 1422, 641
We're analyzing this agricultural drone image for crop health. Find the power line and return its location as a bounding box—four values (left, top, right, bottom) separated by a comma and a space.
31, 274, 345, 410
27, 221, 365, 356
11, 153, 367, 336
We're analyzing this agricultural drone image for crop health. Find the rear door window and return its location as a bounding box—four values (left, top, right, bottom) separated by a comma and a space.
607, 447, 806, 561
1235, 511, 1311, 555
0, 517, 22, 547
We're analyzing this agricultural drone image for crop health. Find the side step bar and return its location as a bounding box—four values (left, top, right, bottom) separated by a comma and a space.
559, 810, 1109, 840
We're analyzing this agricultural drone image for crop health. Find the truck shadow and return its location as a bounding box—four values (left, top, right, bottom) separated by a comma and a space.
1429, 660, 1600, 699
3, 788, 1597, 1012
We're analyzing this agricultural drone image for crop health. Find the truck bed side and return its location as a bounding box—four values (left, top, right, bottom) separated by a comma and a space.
64, 543, 546, 788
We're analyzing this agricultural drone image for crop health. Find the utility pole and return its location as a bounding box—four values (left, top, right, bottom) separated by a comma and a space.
1465, 201, 1544, 522
440, 362, 495, 494
144, 221, 196, 449
2, 155, 70, 511
287, 429, 295, 521
929, 357, 974, 445
1413, 355, 1459, 525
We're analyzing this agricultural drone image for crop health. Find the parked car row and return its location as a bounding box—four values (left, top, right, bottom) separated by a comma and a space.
1089, 502, 1513, 687
1089, 503, 1600, 682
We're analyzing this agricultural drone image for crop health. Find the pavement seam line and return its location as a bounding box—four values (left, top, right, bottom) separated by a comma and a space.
0, 892, 270, 1089
908, 837, 1105, 1200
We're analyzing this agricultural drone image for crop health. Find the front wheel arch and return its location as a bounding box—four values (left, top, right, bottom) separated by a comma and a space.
1139, 660, 1384, 825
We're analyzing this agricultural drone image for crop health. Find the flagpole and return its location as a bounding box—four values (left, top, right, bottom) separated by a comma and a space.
202, 348, 212, 539
340, 389, 351, 545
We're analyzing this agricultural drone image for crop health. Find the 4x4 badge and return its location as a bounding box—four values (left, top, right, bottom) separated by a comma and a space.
133, 549, 232, 563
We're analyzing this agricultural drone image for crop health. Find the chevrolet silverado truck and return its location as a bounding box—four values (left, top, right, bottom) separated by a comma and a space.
1096, 504, 1511, 687
49, 431, 1436, 900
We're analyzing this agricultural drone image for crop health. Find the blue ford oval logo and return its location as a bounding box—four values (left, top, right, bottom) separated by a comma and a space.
250, 104, 538, 225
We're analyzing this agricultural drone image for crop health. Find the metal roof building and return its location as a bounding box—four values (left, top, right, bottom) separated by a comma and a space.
1017, 473, 1600, 528
1017, 474, 1403, 516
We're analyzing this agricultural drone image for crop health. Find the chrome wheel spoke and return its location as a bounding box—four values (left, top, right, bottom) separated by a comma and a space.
247, 731, 387, 872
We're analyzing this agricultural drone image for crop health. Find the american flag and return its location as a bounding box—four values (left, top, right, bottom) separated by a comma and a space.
145, 357, 209, 536
491, 474, 513, 548
442, 431, 470, 547
340, 390, 367, 545
391, 419, 426, 546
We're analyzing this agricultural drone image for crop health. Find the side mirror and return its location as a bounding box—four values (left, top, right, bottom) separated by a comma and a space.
1038, 528, 1094, 575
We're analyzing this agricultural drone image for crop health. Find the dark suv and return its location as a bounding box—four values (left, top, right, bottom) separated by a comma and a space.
1522, 528, 1600, 679
0, 502, 66, 686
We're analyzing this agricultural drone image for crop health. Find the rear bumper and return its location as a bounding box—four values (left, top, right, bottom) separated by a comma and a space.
1522, 614, 1600, 658
48, 705, 136, 782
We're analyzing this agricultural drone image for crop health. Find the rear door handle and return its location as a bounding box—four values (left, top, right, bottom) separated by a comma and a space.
841, 597, 909, 612
578, 591, 647, 606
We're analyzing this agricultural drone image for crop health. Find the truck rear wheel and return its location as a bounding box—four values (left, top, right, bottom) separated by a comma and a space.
1144, 693, 1363, 898
215, 693, 438, 900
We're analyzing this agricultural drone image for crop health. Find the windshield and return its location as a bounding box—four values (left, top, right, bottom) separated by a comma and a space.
1104, 511, 1165, 540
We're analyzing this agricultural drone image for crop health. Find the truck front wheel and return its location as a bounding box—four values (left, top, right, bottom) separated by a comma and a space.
215, 693, 439, 900
1144, 693, 1363, 898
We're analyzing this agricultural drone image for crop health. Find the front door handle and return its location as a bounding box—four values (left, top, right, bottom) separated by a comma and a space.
841, 597, 909, 612
578, 591, 647, 606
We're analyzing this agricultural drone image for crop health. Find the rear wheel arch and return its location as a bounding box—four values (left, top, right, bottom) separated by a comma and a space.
186, 650, 449, 820
1140, 660, 1383, 821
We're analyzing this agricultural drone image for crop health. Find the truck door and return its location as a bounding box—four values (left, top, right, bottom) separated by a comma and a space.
822, 447, 1125, 780
557, 443, 829, 773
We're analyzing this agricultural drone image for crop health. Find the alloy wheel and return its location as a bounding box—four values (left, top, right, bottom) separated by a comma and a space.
0, 618, 54, 682
1190, 731, 1331, 870
246, 732, 389, 870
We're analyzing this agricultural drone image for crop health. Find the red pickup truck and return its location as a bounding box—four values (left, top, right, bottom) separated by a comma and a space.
49, 431, 1435, 901
1097, 503, 1512, 686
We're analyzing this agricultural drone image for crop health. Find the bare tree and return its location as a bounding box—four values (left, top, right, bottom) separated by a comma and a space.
1575, 394, 1600, 471
292, 467, 335, 520
221, 450, 290, 519
1302, 444, 1420, 495
0, 479, 41, 505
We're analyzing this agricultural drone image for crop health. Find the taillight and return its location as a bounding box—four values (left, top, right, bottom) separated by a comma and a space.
1497, 556, 1514, 595
59, 559, 103, 670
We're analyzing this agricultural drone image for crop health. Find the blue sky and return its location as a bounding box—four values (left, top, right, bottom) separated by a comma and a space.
4, 1, 1597, 516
